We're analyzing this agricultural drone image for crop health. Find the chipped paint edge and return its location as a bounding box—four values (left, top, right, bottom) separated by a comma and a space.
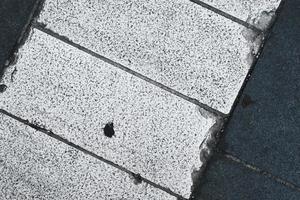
188, 8, 280, 199
188, 107, 224, 199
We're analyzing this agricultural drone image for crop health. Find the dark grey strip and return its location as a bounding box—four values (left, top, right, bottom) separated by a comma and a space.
32, 22, 226, 118
0, 109, 187, 200
189, 0, 263, 33
0, 0, 45, 80
223, 152, 300, 193
16, 0, 45, 47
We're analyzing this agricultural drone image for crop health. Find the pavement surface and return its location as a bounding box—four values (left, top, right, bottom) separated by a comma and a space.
0, 113, 175, 200
0, 29, 215, 198
193, 0, 300, 199
1, 0, 298, 199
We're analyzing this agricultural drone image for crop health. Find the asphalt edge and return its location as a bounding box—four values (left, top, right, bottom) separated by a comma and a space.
188, 0, 288, 199
0, 0, 45, 81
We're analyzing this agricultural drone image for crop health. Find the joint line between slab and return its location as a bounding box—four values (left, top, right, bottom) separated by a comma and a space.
189, 0, 263, 33
0, 109, 188, 200
223, 152, 300, 193
32, 22, 226, 118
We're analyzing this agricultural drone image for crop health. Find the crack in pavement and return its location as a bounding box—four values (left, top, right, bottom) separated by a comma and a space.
189, 0, 263, 33
223, 152, 300, 193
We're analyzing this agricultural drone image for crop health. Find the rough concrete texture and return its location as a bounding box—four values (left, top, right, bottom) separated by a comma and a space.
0, 114, 175, 200
0, 29, 216, 198
38, 0, 256, 114
198, 0, 280, 26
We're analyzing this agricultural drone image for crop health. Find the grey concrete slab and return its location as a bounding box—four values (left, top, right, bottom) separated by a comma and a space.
0, 113, 175, 200
0, 29, 216, 198
195, 0, 281, 26
38, 0, 257, 114
191, 154, 300, 200
219, 0, 300, 187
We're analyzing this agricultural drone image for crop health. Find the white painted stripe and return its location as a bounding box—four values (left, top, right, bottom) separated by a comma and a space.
38, 0, 255, 114
0, 114, 175, 200
0, 29, 216, 198
194, 0, 280, 25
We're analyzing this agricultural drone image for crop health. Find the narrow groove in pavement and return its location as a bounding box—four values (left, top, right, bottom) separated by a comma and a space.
32, 22, 226, 118
223, 152, 300, 193
0, 109, 187, 200
189, 0, 263, 33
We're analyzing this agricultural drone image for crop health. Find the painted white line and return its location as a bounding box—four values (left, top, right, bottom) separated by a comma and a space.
0, 114, 175, 200
38, 0, 256, 114
194, 0, 281, 25
0, 29, 216, 198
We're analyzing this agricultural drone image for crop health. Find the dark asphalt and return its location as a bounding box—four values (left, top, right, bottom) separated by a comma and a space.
193, 0, 300, 199
0, 0, 38, 79
193, 153, 300, 200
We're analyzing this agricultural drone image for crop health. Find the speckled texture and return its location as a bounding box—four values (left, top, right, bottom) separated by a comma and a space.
0, 29, 216, 198
38, 0, 254, 114
0, 114, 175, 200
199, 0, 281, 24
